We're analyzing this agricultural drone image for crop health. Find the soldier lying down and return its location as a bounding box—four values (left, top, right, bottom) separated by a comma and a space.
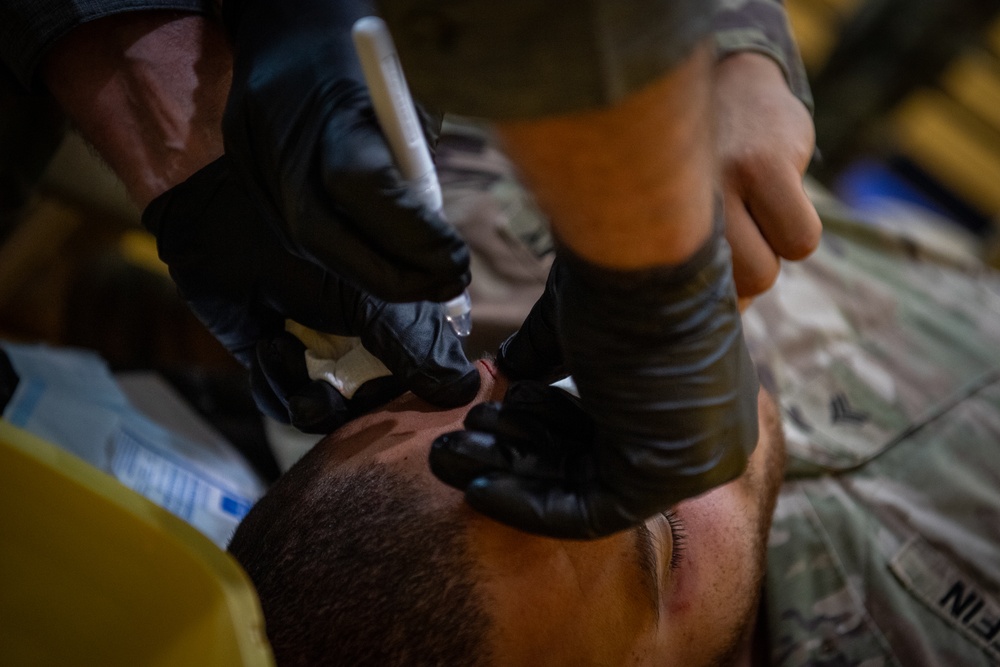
229, 207, 1000, 666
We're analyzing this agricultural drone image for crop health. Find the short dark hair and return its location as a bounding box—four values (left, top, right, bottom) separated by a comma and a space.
228, 457, 492, 667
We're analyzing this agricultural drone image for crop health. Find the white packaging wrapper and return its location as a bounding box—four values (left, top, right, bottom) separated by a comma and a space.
1, 342, 266, 548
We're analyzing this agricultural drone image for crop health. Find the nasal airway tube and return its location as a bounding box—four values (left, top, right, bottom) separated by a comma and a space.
352, 16, 473, 338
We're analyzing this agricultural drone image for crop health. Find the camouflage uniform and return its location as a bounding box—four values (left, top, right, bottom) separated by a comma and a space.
379, 0, 809, 118
745, 212, 1000, 666
711, 0, 812, 112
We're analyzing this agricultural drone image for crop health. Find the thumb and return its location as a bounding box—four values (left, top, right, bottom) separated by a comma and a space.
356, 298, 480, 408
497, 260, 567, 381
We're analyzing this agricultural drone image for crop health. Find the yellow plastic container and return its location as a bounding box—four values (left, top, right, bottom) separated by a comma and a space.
0, 419, 274, 666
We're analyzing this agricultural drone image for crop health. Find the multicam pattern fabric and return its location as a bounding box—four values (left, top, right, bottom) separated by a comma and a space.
380, 0, 717, 119
745, 213, 1000, 666
711, 0, 813, 112
383, 0, 814, 118
434, 119, 553, 354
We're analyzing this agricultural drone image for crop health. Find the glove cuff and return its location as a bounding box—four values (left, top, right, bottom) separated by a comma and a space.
559, 203, 759, 519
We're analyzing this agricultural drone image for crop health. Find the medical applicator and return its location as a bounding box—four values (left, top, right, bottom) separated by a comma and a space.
352, 16, 473, 337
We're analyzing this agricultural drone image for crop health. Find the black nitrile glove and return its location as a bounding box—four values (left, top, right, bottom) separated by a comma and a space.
494, 259, 567, 384
431, 219, 759, 539
222, 0, 468, 303
432, 380, 595, 494
143, 156, 479, 434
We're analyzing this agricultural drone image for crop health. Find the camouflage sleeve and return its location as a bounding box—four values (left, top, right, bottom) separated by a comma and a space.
378, 0, 717, 119
710, 0, 813, 113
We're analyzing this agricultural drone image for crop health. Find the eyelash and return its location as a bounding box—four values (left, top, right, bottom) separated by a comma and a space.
662, 510, 688, 571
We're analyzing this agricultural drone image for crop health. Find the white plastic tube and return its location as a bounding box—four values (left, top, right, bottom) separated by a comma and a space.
352, 16, 472, 337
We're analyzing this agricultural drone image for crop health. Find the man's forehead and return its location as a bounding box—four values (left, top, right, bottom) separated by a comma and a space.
317, 360, 505, 467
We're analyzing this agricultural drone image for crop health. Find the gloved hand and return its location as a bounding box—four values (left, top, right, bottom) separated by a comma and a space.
430, 218, 759, 539
432, 380, 596, 496
221, 0, 469, 303
143, 156, 479, 434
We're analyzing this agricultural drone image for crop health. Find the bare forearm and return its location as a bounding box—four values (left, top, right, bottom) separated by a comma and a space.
42, 12, 231, 208
494, 42, 716, 269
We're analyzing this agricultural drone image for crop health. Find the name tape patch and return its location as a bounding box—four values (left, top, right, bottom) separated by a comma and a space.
890, 536, 1000, 663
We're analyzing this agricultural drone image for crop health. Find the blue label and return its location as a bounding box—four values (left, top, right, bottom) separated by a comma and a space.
220, 494, 252, 518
